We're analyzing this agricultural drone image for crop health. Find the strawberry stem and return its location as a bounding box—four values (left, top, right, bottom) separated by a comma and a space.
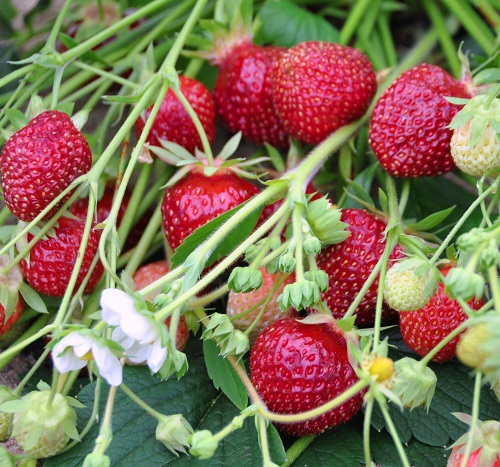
363, 396, 375, 465
459, 372, 483, 466
281, 436, 316, 467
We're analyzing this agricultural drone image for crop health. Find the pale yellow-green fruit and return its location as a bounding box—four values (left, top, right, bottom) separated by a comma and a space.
450, 121, 500, 177
456, 323, 492, 369
383, 267, 433, 312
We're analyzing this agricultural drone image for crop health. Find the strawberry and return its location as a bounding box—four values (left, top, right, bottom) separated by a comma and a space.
133, 260, 189, 351
399, 266, 484, 362
316, 208, 404, 326
135, 75, 215, 154
250, 316, 364, 436
226, 267, 297, 343
0, 110, 92, 222
212, 42, 290, 148
18, 216, 103, 297
161, 166, 260, 251
271, 41, 377, 145
369, 63, 471, 177
447, 417, 500, 467
0, 300, 24, 342
450, 120, 500, 177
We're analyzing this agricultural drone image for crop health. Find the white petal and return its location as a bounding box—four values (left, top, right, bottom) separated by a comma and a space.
92, 342, 123, 386
121, 313, 158, 343
52, 349, 87, 373
111, 327, 136, 350
125, 341, 150, 364
100, 289, 136, 326
147, 340, 167, 373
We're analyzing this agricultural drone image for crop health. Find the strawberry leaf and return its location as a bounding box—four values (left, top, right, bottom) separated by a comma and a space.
203, 339, 248, 411
255, 0, 339, 47
171, 200, 264, 269
404, 206, 455, 231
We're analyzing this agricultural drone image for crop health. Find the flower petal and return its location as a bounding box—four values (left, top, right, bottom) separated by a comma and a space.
92, 342, 123, 386
100, 289, 136, 326
120, 312, 159, 343
125, 341, 150, 364
147, 339, 167, 373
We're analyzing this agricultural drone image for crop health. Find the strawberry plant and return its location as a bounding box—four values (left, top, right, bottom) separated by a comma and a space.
0, 0, 498, 466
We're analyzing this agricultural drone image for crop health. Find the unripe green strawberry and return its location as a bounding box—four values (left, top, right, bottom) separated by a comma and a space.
384, 262, 437, 312
0, 386, 18, 442
450, 120, 500, 177
456, 323, 492, 370
10, 388, 79, 458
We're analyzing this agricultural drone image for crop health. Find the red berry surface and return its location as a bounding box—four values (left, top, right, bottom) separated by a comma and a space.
214, 42, 290, 148
133, 260, 189, 351
0, 300, 23, 336
135, 75, 215, 154
399, 266, 484, 362
316, 209, 403, 326
161, 167, 260, 251
19, 217, 103, 297
272, 41, 376, 144
369, 63, 471, 177
1, 110, 92, 222
250, 317, 364, 436
448, 447, 500, 467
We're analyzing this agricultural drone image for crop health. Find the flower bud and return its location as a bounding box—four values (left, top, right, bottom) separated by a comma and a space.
278, 254, 296, 274
83, 452, 111, 467
156, 414, 193, 456
302, 235, 322, 255
189, 430, 218, 459
304, 270, 329, 292
228, 267, 263, 293
305, 197, 349, 245
393, 357, 437, 410
277, 280, 320, 311
444, 267, 484, 301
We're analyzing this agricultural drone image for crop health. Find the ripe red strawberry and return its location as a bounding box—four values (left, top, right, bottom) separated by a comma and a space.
250, 316, 364, 436
19, 216, 103, 297
133, 261, 189, 351
135, 75, 215, 154
161, 167, 260, 251
0, 300, 23, 339
399, 266, 484, 362
316, 209, 404, 326
226, 267, 297, 343
213, 42, 290, 148
271, 41, 377, 145
369, 63, 471, 177
0, 110, 92, 222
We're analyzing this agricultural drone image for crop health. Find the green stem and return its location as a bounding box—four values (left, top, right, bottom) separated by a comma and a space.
281, 436, 316, 467
257, 415, 274, 466
423, 0, 461, 77
488, 266, 500, 310
339, 0, 376, 45
429, 176, 499, 265
0, 64, 35, 93
440, 0, 495, 55
377, 12, 398, 67
460, 372, 483, 467
15, 347, 51, 395
120, 383, 163, 419
363, 396, 375, 466
261, 379, 368, 424
377, 398, 411, 467
44, 0, 72, 50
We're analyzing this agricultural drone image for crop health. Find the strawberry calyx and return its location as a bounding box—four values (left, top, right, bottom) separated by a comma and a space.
449, 413, 500, 466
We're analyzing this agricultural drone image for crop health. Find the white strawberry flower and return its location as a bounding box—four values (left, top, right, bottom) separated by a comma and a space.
100, 288, 168, 373
52, 330, 123, 386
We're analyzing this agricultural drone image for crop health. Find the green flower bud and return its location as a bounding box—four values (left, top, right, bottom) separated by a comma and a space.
265, 259, 279, 275
189, 430, 218, 459
156, 414, 193, 456
445, 267, 484, 301
278, 254, 296, 274
83, 452, 111, 467
277, 280, 320, 311
393, 357, 437, 410
305, 197, 349, 245
457, 228, 488, 251
479, 239, 500, 269
228, 267, 263, 293
302, 235, 322, 255
304, 270, 329, 292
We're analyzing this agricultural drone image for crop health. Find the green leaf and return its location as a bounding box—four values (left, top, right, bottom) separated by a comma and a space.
256, 0, 339, 47
343, 163, 378, 209
4, 108, 27, 130
294, 424, 365, 466
18, 282, 48, 314
203, 339, 249, 411
170, 200, 264, 269
404, 206, 455, 232
45, 360, 283, 466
